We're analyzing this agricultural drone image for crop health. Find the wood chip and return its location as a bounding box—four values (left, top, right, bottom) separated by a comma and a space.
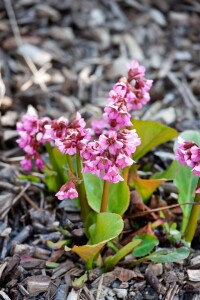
187, 270, 200, 282
25, 275, 51, 296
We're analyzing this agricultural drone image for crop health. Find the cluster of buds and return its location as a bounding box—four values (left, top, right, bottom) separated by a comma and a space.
176, 137, 200, 192
92, 60, 153, 134
16, 113, 52, 170
45, 112, 90, 155
55, 180, 78, 200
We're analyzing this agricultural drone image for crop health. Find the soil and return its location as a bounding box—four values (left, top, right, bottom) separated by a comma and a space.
0, 0, 200, 299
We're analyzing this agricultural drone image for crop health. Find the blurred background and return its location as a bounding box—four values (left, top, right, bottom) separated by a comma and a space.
0, 0, 200, 144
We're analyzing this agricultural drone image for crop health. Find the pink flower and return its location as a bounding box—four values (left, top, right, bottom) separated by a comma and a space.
35, 155, 44, 169
17, 111, 52, 170
196, 187, 200, 194
55, 127, 90, 155
20, 156, 32, 170
99, 131, 123, 155
81, 128, 141, 183
16, 113, 39, 135
102, 166, 123, 183
103, 102, 132, 128
70, 112, 86, 129
116, 153, 134, 168
176, 137, 200, 177
44, 116, 69, 140
91, 119, 106, 135
193, 165, 200, 177
127, 60, 146, 80
55, 180, 78, 200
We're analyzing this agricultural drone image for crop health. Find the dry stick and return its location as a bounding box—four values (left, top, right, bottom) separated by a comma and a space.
125, 202, 200, 219
23, 192, 40, 210
12, 182, 31, 206
96, 274, 104, 300
3, 0, 48, 92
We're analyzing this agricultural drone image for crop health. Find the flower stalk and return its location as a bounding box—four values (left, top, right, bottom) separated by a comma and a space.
185, 178, 200, 242
76, 151, 90, 221
123, 166, 130, 184
100, 180, 110, 212
66, 154, 75, 174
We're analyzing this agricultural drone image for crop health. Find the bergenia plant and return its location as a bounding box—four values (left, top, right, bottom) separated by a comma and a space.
16, 60, 193, 272
175, 137, 200, 242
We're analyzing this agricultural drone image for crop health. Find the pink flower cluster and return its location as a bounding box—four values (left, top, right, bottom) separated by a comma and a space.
92, 60, 153, 133
176, 137, 200, 193
176, 137, 200, 176
81, 129, 141, 183
45, 113, 90, 155
16, 113, 52, 170
55, 180, 78, 200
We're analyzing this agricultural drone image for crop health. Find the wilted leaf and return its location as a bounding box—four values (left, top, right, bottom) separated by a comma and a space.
132, 177, 165, 203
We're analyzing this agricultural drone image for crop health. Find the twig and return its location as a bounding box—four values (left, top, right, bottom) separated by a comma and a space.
96, 274, 104, 300
12, 182, 31, 206
23, 192, 40, 210
126, 202, 200, 219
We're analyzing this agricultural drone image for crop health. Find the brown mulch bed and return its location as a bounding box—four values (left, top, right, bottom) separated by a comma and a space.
0, 0, 200, 299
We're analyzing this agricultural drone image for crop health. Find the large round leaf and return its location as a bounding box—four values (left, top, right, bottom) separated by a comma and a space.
132, 120, 178, 161
71, 213, 123, 263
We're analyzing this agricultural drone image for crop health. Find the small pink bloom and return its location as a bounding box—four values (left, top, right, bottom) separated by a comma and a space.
17, 113, 39, 135
113, 81, 128, 98
127, 60, 146, 80
193, 165, 200, 177
196, 187, 200, 194
16, 132, 31, 149
70, 112, 86, 129
99, 131, 123, 155
91, 119, 106, 135
20, 157, 32, 170
55, 180, 78, 200
102, 166, 124, 183
35, 156, 44, 169
116, 153, 134, 168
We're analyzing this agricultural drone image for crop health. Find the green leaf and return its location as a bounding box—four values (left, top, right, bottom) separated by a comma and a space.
132, 177, 165, 203
46, 262, 60, 268
83, 173, 129, 215
72, 273, 88, 289
104, 239, 141, 271
71, 213, 123, 266
18, 174, 41, 183
88, 213, 123, 245
152, 160, 178, 180
174, 163, 198, 232
44, 143, 68, 191
132, 233, 159, 257
47, 239, 71, 250
147, 246, 190, 263
132, 120, 178, 161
